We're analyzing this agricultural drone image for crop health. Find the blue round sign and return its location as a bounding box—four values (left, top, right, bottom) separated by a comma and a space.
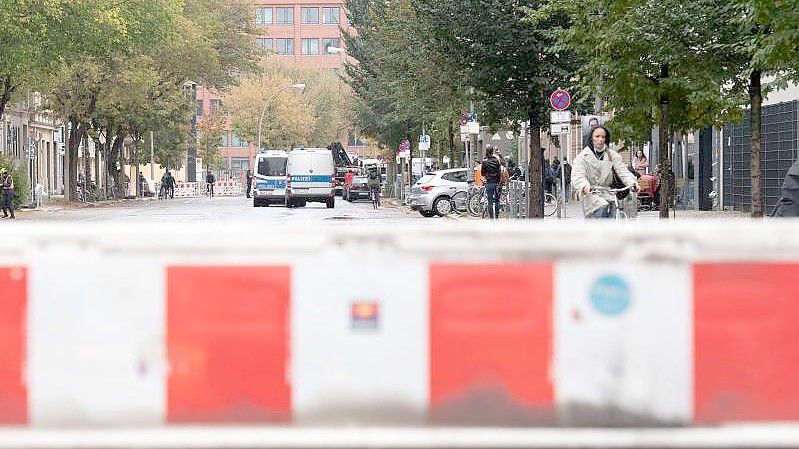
590, 275, 631, 316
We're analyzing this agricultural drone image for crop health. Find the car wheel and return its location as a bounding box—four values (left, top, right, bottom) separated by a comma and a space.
285, 198, 293, 208
433, 196, 452, 216
420, 210, 436, 218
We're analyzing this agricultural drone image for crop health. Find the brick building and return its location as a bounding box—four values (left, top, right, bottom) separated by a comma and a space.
196, 0, 366, 181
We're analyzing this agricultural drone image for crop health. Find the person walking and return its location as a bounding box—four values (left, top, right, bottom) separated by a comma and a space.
1, 168, 15, 219
165, 171, 176, 199
245, 170, 253, 198
572, 125, 638, 218
481, 146, 502, 219
563, 160, 572, 203
633, 149, 649, 175
551, 158, 562, 198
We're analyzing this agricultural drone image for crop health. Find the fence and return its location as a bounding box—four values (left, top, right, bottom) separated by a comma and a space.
3, 221, 799, 428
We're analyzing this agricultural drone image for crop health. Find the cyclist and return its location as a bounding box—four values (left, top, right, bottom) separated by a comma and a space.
205, 171, 216, 198
572, 125, 638, 219
366, 166, 381, 208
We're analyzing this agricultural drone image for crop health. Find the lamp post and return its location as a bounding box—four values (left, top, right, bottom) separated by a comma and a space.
256, 83, 306, 151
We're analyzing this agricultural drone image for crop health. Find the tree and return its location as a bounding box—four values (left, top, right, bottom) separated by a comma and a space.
544, 0, 747, 218
196, 110, 227, 171
224, 64, 316, 150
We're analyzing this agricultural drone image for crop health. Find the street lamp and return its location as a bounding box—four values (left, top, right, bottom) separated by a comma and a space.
256, 83, 306, 151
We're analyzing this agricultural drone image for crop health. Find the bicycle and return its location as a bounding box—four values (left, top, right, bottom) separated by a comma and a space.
206, 183, 215, 198
588, 185, 635, 220
466, 185, 486, 217
544, 192, 558, 217
370, 184, 381, 209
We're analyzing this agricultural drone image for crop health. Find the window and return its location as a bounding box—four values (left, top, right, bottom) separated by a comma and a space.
443, 171, 467, 182
231, 157, 250, 173
196, 100, 204, 117
257, 157, 287, 177
301, 7, 319, 24
222, 132, 230, 147
275, 38, 294, 55
231, 134, 248, 147
322, 38, 340, 55
256, 38, 273, 51
256, 7, 272, 25
275, 7, 294, 24
301, 38, 320, 55
322, 7, 339, 24
210, 99, 222, 113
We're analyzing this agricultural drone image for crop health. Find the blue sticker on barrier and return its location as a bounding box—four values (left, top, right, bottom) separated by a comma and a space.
590, 275, 631, 316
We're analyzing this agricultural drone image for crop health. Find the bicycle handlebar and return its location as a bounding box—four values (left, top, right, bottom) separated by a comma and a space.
590, 184, 635, 194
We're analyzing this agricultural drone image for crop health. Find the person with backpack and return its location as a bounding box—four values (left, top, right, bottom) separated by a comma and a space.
481, 146, 502, 219
205, 171, 216, 198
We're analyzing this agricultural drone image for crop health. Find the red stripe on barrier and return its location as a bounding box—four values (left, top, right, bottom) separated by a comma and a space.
0, 267, 27, 424
429, 263, 554, 425
694, 262, 799, 423
167, 266, 291, 423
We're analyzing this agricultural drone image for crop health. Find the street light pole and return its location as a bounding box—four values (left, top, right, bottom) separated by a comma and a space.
256, 83, 306, 151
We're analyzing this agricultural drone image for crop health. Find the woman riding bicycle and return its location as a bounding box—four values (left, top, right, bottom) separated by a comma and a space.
572, 125, 638, 219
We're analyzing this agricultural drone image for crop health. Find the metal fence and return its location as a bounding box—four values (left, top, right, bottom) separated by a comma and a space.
723, 100, 799, 212
507, 180, 529, 219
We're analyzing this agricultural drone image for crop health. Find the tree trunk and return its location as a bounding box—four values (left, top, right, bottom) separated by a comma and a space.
750, 69, 763, 218
528, 111, 544, 218
83, 133, 91, 200
65, 116, 84, 202
658, 64, 671, 219
0, 75, 17, 120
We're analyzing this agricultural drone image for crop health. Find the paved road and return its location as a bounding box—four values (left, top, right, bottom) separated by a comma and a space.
18, 195, 431, 225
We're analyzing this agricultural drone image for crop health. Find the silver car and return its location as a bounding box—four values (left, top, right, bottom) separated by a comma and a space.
407, 169, 468, 217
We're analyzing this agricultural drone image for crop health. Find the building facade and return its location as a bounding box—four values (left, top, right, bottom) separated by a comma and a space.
197, 0, 357, 181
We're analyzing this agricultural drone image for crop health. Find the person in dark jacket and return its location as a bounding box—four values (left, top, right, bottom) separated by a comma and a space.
481, 146, 502, 219
1, 168, 15, 219
245, 170, 253, 198
563, 160, 572, 203
772, 159, 799, 217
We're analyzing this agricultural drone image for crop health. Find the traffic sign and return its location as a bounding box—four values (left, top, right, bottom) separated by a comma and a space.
399, 139, 411, 151
460, 133, 469, 142
551, 111, 571, 124
550, 89, 571, 111
419, 134, 431, 151
552, 123, 570, 135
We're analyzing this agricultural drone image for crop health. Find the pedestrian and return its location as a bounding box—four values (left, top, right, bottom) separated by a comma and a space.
165, 170, 176, 199
138, 171, 147, 198
542, 154, 554, 198
481, 146, 502, 219
551, 158, 562, 197
205, 171, 216, 197
572, 125, 639, 219
633, 149, 649, 175
772, 158, 799, 217
562, 159, 572, 203
474, 159, 484, 186
1, 168, 15, 219
245, 169, 253, 198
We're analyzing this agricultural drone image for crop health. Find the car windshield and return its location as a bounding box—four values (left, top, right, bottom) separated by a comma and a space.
417, 174, 435, 184
257, 157, 287, 177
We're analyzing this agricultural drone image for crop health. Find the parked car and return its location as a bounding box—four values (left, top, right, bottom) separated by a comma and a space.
407, 168, 468, 217
344, 176, 370, 202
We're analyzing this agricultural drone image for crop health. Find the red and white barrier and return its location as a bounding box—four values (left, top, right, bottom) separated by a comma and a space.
1, 221, 799, 428
173, 182, 200, 198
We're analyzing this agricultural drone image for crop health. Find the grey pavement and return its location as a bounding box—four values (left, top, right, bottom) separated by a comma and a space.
8, 195, 432, 225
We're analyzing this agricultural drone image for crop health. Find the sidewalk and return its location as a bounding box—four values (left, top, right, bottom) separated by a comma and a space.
445, 200, 750, 221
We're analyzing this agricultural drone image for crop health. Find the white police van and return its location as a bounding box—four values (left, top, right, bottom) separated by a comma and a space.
285, 148, 335, 208
253, 150, 288, 207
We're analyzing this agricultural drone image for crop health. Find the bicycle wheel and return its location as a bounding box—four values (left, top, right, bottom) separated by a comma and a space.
467, 191, 484, 217
544, 193, 558, 217
451, 190, 469, 214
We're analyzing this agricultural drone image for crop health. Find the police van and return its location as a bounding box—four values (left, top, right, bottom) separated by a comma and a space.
253, 150, 288, 207
285, 148, 335, 208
